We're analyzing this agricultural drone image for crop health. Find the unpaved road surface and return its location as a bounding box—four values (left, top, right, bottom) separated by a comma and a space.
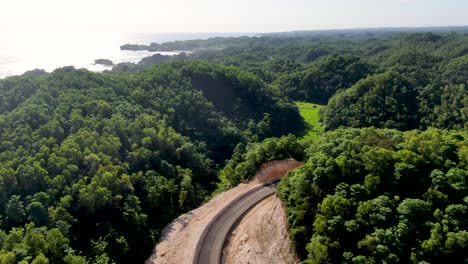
223, 195, 299, 264
194, 183, 277, 264
146, 160, 300, 264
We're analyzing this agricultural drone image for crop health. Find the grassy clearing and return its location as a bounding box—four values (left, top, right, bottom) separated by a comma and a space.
296, 101, 325, 141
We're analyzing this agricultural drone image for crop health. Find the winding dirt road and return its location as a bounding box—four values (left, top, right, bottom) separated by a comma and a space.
193, 183, 277, 264
147, 160, 301, 264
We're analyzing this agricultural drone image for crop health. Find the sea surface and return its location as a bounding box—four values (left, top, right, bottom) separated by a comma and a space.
0, 32, 253, 78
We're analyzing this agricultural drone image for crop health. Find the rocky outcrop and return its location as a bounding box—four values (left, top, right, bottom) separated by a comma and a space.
94, 59, 114, 66
120, 43, 163, 51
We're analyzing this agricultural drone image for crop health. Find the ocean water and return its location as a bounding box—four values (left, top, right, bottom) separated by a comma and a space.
0, 31, 252, 78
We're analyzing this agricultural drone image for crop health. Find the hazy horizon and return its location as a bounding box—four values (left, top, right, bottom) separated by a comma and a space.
1, 0, 468, 33
1, 0, 468, 78
2, 25, 468, 35
0, 31, 258, 78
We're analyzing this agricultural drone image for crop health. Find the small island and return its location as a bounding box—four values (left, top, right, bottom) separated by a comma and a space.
119, 36, 250, 52
94, 59, 114, 66
120, 43, 163, 51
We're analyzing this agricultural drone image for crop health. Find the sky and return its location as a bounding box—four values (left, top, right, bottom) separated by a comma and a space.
0, 0, 467, 33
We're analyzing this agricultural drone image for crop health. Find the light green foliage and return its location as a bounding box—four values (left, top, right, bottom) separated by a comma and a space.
295, 102, 324, 140
31, 254, 49, 264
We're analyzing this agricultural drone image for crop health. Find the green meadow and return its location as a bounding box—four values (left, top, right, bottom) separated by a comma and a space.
296, 101, 325, 140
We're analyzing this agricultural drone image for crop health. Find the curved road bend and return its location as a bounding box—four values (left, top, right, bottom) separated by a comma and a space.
193, 183, 277, 264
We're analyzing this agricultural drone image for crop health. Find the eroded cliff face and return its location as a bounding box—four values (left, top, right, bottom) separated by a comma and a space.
223, 195, 299, 264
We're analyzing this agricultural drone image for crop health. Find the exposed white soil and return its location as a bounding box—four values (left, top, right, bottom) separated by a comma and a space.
146, 160, 300, 264
222, 195, 299, 264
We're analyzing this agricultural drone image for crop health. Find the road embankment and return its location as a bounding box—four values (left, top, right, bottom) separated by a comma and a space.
146, 160, 300, 264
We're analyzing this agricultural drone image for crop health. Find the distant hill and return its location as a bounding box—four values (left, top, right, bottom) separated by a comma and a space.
261, 26, 468, 37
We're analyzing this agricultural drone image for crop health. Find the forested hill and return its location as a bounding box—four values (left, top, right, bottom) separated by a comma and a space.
0, 61, 305, 263
114, 32, 467, 131
278, 128, 468, 263
120, 27, 468, 53
217, 128, 468, 263
0, 29, 466, 264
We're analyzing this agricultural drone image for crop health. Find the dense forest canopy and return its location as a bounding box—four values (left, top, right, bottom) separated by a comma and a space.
114, 31, 467, 131
278, 128, 468, 263
0, 29, 467, 263
0, 62, 304, 263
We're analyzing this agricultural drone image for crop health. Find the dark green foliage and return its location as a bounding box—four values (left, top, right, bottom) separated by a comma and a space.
0, 30, 467, 263
274, 54, 373, 103
115, 32, 467, 133
218, 135, 305, 189
442, 54, 468, 85
418, 83, 467, 130
179, 62, 306, 138
310, 34, 467, 131
322, 72, 420, 130
278, 128, 468, 263
0, 62, 304, 263
323, 71, 467, 131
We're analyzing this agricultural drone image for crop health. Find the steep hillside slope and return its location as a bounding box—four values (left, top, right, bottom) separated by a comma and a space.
278, 128, 468, 263
0, 62, 305, 263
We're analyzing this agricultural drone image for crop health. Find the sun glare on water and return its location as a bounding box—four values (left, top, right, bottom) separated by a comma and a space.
0, 31, 165, 78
